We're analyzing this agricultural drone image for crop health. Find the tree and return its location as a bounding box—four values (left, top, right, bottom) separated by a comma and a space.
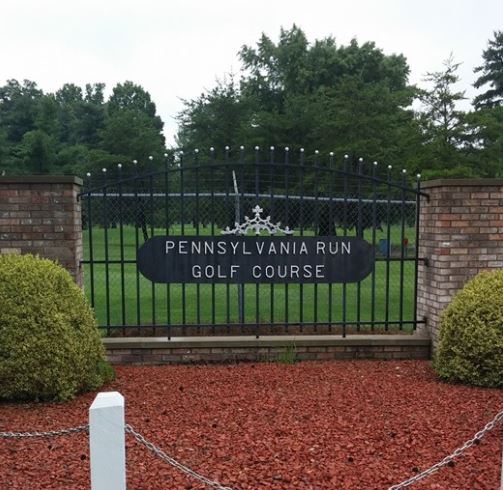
0, 80, 42, 143
0, 79, 167, 176
35, 94, 61, 140
108, 81, 163, 131
473, 31, 503, 109
15, 129, 55, 174
464, 106, 503, 177
74, 83, 106, 147
417, 55, 471, 176
100, 109, 165, 165
0, 129, 12, 174
177, 26, 421, 169
101, 82, 165, 167
176, 75, 252, 152
55, 83, 83, 145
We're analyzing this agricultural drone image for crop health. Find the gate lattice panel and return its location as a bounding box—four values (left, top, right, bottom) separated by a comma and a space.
79, 150, 427, 337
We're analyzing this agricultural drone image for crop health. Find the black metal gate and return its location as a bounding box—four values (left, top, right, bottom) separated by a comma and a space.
79, 149, 428, 337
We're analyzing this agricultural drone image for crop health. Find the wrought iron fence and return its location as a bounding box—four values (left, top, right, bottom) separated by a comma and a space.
79, 148, 427, 337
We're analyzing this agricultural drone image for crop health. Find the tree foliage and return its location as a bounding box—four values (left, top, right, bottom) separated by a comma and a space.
180, 26, 419, 169
473, 30, 503, 109
177, 26, 502, 178
417, 55, 473, 177
1, 27, 502, 178
0, 79, 165, 176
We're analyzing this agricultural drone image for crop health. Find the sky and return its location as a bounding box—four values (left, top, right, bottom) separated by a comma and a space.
1, 0, 501, 146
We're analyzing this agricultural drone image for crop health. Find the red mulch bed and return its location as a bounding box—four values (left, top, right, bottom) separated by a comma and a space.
1, 360, 502, 489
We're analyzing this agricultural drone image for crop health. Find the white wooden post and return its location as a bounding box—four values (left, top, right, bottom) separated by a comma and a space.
89, 392, 126, 490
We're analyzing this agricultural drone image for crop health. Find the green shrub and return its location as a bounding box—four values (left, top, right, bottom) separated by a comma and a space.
433, 270, 503, 388
277, 343, 297, 364
0, 254, 114, 401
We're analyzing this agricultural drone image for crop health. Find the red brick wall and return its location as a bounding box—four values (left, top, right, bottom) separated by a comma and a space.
0, 176, 83, 285
417, 179, 503, 346
103, 337, 431, 364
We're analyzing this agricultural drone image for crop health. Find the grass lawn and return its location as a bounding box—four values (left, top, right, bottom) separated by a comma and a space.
82, 224, 417, 331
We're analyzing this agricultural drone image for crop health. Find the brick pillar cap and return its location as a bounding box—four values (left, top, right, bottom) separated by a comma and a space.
422, 178, 503, 188
0, 175, 83, 185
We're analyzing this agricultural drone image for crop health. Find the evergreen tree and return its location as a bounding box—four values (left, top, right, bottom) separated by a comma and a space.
473, 31, 503, 109
418, 55, 471, 177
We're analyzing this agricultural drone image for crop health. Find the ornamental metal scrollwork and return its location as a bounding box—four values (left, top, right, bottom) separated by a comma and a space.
221, 205, 293, 236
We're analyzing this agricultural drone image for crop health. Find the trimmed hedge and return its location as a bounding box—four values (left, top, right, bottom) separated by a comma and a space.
434, 270, 503, 388
0, 254, 113, 401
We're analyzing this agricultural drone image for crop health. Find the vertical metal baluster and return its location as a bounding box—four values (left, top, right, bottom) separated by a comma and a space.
194, 149, 201, 332
224, 146, 230, 331
180, 151, 186, 329
385, 165, 392, 331
413, 173, 422, 331
371, 161, 378, 331
284, 147, 290, 332
85, 173, 95, 310
356, 157, 363, 332
269, 146, 275, 332
399, 169, 407, 330
239, 146, 245, 329
299, 148, 305, 332
133, 160, 141, 334
314, 150, 320, 332
328, 153, 334, 332
148, 156, 156, 332
117, 164, 126, 333
164, 153, 171, 339
210, 147, 216, 332
342, 155, 349, 337
254, 146, 260, 338
102, 167, 111, 334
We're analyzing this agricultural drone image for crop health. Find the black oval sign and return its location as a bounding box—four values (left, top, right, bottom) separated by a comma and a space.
137, 236, 374, 284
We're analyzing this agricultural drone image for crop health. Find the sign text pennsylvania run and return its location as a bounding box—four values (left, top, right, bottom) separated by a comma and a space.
137, 236, 374, 284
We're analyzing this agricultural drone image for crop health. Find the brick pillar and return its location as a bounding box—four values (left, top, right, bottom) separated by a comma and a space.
0, 176, 83, 286
417, 179, 503, 348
